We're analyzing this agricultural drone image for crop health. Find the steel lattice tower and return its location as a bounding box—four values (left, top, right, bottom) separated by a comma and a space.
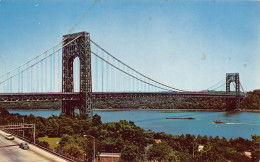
226, 73, 240, 111
62, 32, 92, 120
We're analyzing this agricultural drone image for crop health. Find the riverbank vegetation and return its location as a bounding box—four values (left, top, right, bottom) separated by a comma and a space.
0, 108, 259, 161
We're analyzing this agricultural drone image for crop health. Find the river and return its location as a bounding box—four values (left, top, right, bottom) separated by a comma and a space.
8, 109, 260, 140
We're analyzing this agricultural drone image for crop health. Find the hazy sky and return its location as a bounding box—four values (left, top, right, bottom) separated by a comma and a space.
0, 0, 259, 91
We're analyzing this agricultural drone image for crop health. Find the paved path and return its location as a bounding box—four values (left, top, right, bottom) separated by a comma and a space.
0, 130, 68, 162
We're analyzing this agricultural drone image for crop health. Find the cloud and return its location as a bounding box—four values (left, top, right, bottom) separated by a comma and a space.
35, 3, 39, 7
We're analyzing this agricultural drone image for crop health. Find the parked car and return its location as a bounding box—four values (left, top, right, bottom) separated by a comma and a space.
19, 142, 29, 150
5, 134, 14, 140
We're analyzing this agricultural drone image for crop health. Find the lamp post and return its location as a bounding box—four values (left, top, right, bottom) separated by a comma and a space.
84, 135, 95, 162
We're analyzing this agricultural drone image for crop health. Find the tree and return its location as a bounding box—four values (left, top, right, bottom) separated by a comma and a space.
92, 114, 102, 126
147, 142, 178, 162
0, 108, 9, 116
252, 149, 260, 162
251, 135, 260, 162
45, 119, 59, 137
120, 143, 143, 162
62, 143, 84, 159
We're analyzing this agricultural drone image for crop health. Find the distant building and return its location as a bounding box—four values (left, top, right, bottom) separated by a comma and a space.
243, 151, 252, 158
198, 145, 204, 152
96, 153, 120, 162
155, 139, 162, 144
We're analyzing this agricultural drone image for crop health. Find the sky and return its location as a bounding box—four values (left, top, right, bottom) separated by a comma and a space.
0, 0, 259, 92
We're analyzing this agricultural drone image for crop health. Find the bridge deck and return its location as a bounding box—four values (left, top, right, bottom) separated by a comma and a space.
0, 92, 245, 102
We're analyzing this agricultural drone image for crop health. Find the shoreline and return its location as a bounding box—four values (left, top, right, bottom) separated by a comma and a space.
6, 108, 260, 112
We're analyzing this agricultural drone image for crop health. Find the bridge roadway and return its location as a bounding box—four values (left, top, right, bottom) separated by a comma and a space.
0, 92, 245, 102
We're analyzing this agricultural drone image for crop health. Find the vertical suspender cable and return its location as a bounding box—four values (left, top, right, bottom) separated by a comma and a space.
27, 63, 29, 92
41, 56, 43, 92
50, 51, 52, 92
113, 59, 117, 92
53, 49, 56, 92
121, 64, 123, 91
101, 51, 104, 92
21, 71, 23, 93
45, 52, 47, 92
58, 50, 61, 92
107, 54, 109, 92
31, 66, 33, 92
36, 57, 39, 92
128, 68, 131, 91
95, 48, 98, 92
7, 73, 9, 92
18, 67, 20, 93
132, 71, 134, 92
3, 74, 5, 93
10, 76, 12, 93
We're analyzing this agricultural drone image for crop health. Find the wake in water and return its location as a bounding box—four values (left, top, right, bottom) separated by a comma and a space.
226, 122, 260, 125
213, 122, 260, 125
225, 122, 245, 125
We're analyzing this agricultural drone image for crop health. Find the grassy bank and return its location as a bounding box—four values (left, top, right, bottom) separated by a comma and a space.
38, 137, 61, 149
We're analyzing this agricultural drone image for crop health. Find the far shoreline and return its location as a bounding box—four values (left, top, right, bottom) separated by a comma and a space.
6, 108, 260, 112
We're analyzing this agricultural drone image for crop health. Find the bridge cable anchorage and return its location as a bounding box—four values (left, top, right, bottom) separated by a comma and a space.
91, 51, 173, 92
90, 39, 186, 92
0, 38, 68, 80
0, 36, 80, 85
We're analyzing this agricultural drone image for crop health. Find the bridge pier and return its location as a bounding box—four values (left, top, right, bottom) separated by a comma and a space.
226, 73, 240, 111
62, 32, 92, 120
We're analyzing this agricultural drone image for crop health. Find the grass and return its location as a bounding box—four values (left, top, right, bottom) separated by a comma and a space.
38, 137, 61, 149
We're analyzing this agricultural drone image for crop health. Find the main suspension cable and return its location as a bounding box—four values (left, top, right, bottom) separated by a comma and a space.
90, 39, 186, 92
91, 51, 173, 92
0, 36, 80, 85
239, 81, 245, 92
206, 78, 225, 90
0, 38, 68, 80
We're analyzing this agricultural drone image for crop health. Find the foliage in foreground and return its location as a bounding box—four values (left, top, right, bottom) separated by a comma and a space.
0, 108, 259, 161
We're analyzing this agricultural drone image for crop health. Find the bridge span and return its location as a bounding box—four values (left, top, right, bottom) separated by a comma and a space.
0, 32, 245, 119
0, 92, 245, 102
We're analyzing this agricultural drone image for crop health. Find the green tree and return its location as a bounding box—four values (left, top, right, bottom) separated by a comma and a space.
251, 135, 260, 162
92, 114, 102, 126
147, 142, 178, 162
120, 143, 143, 162
45, 119, 59, 137
62, 143, 84, 159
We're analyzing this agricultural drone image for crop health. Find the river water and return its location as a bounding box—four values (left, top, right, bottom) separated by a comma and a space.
8, 109, 260, 140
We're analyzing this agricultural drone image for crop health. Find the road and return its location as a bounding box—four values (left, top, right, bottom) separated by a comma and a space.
0, 130, 68, 162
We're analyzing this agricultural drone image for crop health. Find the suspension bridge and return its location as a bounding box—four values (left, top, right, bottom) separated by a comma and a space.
0, 32, 245, 120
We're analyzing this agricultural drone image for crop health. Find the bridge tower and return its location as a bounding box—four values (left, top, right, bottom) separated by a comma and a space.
226, 73, 240, 111
62, 32, 92, 120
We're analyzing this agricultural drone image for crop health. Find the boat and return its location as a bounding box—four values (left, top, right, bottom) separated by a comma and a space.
213, 120, 227, 124
166, 117, 195, 120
